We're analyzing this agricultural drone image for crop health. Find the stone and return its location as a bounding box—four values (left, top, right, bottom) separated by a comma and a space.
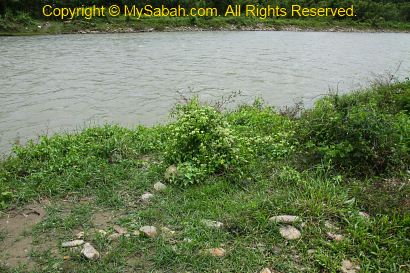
165, 165, 178, 180
153, 182, 167, 191
201, 219, 224, 229
341, 259, 360, 273
139, 226, 158, 238
326, 232, 344, 241
141, 192, 154, 203
76, 231, 85, 239
358, 211, 370, 219
62, 240, 84, 248
113, 225, 128, 234
98, 229, 107, 236
207, 247, 226, 257
279, 225, 301, 240
81, 243, 100, 260
260, 268, 272, 273
269, 215, 300, 224
161, 227, 176, 237
108, 233, 122, 241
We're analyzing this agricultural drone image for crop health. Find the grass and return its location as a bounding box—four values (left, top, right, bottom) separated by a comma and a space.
1, 14, 410, 36
0, 80, 409, 272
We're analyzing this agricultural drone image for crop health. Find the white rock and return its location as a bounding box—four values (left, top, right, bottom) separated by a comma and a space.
98, 229, 107, 236
201, 219, 224, 229
81, 243, 100, 260
341, 259, 360, 273
141, 192, 154, 202
76, 231, 85, 239
279, 225, 301, 240
269, 215, 300, 224
113, 225, 128, 234
62, 240, 84, 247
165, 165, 178, 180
139, 226, 158, 238
358, 211, 370, 219
153, 182, 167, 191
260, 268, 272, 273
108, 233, 122, 241
327, 232, 344, 241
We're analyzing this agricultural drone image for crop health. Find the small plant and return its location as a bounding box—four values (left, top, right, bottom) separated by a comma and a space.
164, 98, 245, 185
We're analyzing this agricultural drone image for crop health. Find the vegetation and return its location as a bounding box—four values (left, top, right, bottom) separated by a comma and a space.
1, 0, 410, 34
0, 80, 409, 272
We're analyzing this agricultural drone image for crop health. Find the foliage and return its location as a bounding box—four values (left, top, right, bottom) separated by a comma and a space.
164, 98, 245, 185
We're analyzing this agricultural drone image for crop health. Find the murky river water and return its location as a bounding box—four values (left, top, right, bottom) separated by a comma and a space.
1, 31, 409, 154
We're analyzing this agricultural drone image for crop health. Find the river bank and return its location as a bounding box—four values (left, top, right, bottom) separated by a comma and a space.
0, 80, 409, 272
1, 16, 410, 36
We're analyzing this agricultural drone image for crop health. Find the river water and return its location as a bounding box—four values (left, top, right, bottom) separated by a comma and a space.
1, 31, 410, 154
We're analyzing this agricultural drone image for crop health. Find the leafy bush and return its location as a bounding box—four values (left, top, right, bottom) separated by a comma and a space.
297, 89, 410, 175
164, 98, 245, 185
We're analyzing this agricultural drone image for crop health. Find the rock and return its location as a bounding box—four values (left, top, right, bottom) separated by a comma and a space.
76, 231, 85, 239
165, 165, 178, 180
63, 255, 70, 260
113, 225, 128, 234
62, 240, 84, 248
161, 227, 176, 237
139, 226, 158, 238
98, 229, 107, 236
358, 211, 370, 219
326, 232, 344, 241
81, 243, 100, 261
341, 259, 360, 273
260, 268, 272, 273
279, 225, 301, 240
207, 247, 226, 257
201, 219, 224, 229
153, 182, 167, 191
269, 215, 300, 224
108, 233, 122, 241
141, 192, 154, 202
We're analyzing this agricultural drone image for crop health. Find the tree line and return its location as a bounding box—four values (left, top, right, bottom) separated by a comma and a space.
1, 0, 409, 22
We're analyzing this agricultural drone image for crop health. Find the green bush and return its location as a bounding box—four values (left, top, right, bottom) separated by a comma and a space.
164, 98, 245, 185
298, 91, 410, 176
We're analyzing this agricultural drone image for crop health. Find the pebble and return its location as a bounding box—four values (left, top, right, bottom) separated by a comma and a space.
108, 233, 122, 241
279, 225, 301, 240
113, 225, 128, 234
98, 229, 107, 236
76, 231, 84, 239
260, 268, 272, 273
164, 165, 178, 180
141, 192, 154, 202
139, 226, 158, 238
358, 211, 370, 219
207, 247, 226, 257
153, 182, 167, 191
62, 240, 84, 248
326, 232, 344, 241
81, 243, 100, 260
269, 215, 300, 224
341, 259, 360, 273
201, 219, 224, 229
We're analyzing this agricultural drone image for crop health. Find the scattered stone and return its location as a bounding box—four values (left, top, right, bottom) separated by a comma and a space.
113, 225, 128, 234
269, 215, 300, 224
62, 240, 84, 248
279, 225, 301, 240
108, 233, 122, 241
341, 259, 360, 273
132, 230, 141, 236
161, 227, 176, 237
81, 243, 100, 261
326, 232, 344, 241
207, 247, 226, 257
260, 268, 272, 273
98, 229, 107, 236
63, 256, 70, 260
165, 165, 178, 180
201, 219, 224, 229
76, 231, 85, 239
141, 192, 154, 202
153, 182, 167, 191
358, 211, 370, 219
139, 226, 158, 238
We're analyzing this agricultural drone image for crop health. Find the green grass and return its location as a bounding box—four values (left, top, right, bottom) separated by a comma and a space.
1, 14, 410, 36
0, 80, 409, 272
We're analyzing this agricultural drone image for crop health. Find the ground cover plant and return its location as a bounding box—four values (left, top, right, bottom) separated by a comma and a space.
0, 80, 409, 272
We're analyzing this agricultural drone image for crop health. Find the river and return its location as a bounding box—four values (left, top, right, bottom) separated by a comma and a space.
1, 31, 409, 154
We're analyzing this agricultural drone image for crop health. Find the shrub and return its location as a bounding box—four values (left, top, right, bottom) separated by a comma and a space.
298, 92, 409, 176
164, 98, 245, 185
